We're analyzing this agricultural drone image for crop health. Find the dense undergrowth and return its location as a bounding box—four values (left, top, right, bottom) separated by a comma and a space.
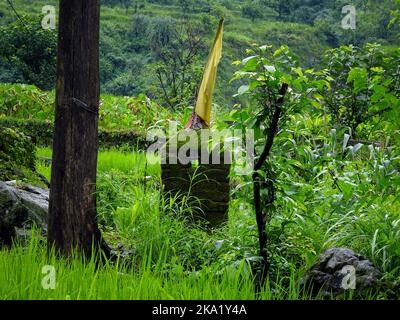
27, 138, 400, 299
1, 54, 400, 299
0, 83, 172, 133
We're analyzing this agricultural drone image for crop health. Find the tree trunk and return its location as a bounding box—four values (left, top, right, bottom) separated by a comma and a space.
253, 83, 288, 289
48, 0, 107, 257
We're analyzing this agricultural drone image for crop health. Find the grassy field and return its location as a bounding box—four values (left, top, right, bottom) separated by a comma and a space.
25, 144, 399, 299
0, 235, 313, 300
1, 81, 399, 299
4, 147, 306, 300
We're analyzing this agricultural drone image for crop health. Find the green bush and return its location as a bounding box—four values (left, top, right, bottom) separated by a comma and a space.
0, 117, 148, 150
0, 16, 57, 90
0, 84, 54, 121
0, 118, 53, 147
98, 129, 149, 149
0, 84, 173, 134
0, 127, 36, 181
316, 44, 400, 137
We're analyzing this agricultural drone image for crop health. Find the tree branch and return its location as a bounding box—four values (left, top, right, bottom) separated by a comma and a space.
254, 83, 288, 171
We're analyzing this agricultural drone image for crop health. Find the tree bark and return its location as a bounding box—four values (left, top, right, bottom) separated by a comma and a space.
48, 0, 108, 257
253, 83, 288, 286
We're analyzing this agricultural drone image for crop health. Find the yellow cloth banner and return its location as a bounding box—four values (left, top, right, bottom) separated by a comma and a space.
194, 17, 224, 127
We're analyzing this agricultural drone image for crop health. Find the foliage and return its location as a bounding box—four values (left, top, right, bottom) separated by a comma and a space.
1, 0, 398, 103
389, 0, 400, 28
242, 1, 264, 22
98, 93, 173, 131
0, 127, 36, 181
31, 140, 400, 299
0, 83, 173, 135
227, 43, 400, 293
316, 44, 400, 137
0, 117, 53, 147
230, 45, 314, 279
0, 117, 148, 149
0, 83, 54, 120
0, 15, 57, 90
1, 0, 400, 300
0, 233, 314, 300
269, 115, 400, 296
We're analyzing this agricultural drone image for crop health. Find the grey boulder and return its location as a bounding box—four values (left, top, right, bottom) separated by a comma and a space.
301, 248, 381, 298
0, 181, 48, 245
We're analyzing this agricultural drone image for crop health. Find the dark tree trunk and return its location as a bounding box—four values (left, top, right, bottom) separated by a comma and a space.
253, 83, 288, 289
48, 0, 108, 257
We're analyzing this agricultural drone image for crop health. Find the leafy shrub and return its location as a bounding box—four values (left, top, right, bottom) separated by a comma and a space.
0, 118, 54, 147
0, 117, 148, 149
0, 84, 54, 121
0, 16, 57, 90
0, 127, 36, 181
0, 84, 172, 134
242, 2, 264, 21
316, 44, 400, 137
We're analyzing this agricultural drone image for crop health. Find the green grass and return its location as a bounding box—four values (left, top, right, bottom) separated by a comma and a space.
7, 147, 311, 300
1, 0, 399, 301
36, 147, 160, 177
6, 125, 400, 300
1, 139, 398, 300
0, 234, 313, 300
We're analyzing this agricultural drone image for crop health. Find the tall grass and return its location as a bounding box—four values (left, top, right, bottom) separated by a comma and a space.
36, 147, 159, 177
9, 144, 399, 300
28, 147, 313, 300
0, 233, 310, 300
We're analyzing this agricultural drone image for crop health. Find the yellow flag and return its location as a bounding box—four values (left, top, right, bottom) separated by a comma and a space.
194, 17, 224, 127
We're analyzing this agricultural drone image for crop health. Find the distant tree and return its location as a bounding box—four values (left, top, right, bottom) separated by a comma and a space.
133, 0, 146, 13
178, 0, 194, 14
261, 0, 295, 19
127, 13, 151, 53
130, 14, 150, 38
276, 0, 295, 19
389, 0, 400, 28
242, 2, 264, 21
120, 0, 133, 13
101, 0, 134, 13
101, 0, 119, 6
0, 16, 57, 90
150, 18, 204, 109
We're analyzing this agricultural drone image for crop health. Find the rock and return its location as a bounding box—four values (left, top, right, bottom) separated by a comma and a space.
0, 181, 48, 246
301, 248, 381, 298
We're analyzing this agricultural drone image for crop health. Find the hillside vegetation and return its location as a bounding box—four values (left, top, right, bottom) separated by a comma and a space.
0, 0, 399, 107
